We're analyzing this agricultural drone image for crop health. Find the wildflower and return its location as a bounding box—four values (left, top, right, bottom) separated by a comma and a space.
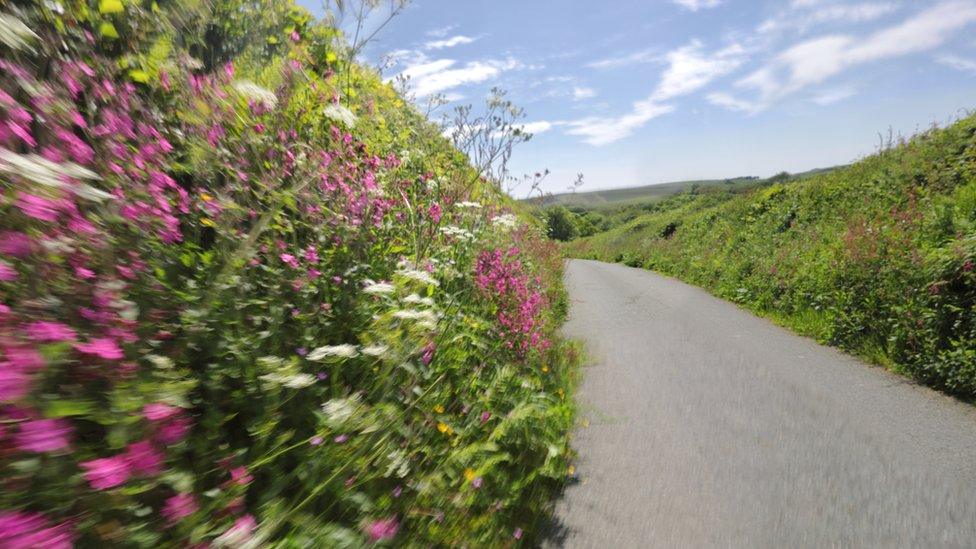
125, 440, 164, 476
322, 396, 360, 427
361, 344, 389, 357
464, 468, 475, 482
396, 268, 439, 287
283, 373, 316, 388
158, 415, 191, 444
74, 338, 124, 360
392, 485, 403, 497
491, 213, 517, 230
80, 455, 131, 490
433, 404, 445, 414
16, 193, 62, 222
513, 528, 523, 540
0, 148, 100, 188
472, 477, 483, 489
334, 434, 348, 443
162, 493, 197, 525
362, 281, 395, 295
436, 422, 452, 435
0, 511, 73, 549
422, 342, 436, 366
480, 411, 491, 424
24, 321, 77, 342
440, 225, 475, 240
363, 517, 399, 543
232, 80, 277, 109
0, 231, 31, 257
0, 261, 16, 281
403, 294, 435, 307
322, 104, 357, 127
0, 12, 39, 52
279, 253, 299, 268
16, 418, 72, 453
310, 436, 323, 446
0, 366, 28, 401
455, 201, 482, 209
427, 202, 442, 223
230, 466, 253, 486
213, 514, 257, 547
307, 344, 358, 360
143, 402, 180, 422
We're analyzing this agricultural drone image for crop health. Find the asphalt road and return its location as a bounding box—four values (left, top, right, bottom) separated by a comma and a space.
547, 260, 976, 548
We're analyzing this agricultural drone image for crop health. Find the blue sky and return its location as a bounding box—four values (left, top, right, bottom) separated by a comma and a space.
299, 0, 976, 195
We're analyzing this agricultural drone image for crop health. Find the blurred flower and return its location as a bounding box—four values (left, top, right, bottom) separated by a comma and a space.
323, 104, 356, 128
162, 493, 197, 525
333, 434, 348, 443
0, 261, 16, 281
361, 344, 388, 357
80, 456, 131, 490
455, 201, 482, 209
362, 281, 394, 295
16, 418, 72, 453
0, 13, 39, 52
157, 415, 191, 444
427, 202, 442, 223
213, 514, 257, 547
308, 344, 358, 360
363, 517, 398, 542
232, 80, 277, 109
491, 213, 517, 230
0, 511, 73, 549
230, 466, 253, 486
397, 268, 439, 287
513, 527, 523, 540
472, 477, 483, 489
0, 231, 32, 257
125, 440, 164, 476
24, 321, 77, 342
143, 402, 180, 422
74, 338, 124, 360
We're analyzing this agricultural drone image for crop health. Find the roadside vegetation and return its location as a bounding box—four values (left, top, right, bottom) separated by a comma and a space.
0, 0, 579, 546
565, 115, 976, 399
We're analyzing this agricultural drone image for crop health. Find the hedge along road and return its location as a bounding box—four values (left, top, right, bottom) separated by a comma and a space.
547, 259, 976, 548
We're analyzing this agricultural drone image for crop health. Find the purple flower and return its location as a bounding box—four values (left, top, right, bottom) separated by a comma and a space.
334, 434, 348, 444
310, 436, 323, 446
472, 477, 483, 489
392, 485, 402, 498
0, 262, 16, 281
421, 342, 436, 366
125, 440, 164, 476
0, 511, 73, 549
364, 517, 399, 542
215, 514, 256, 546
427, 202, 442, 223
3, 345, 44, 371
480, 411, 491, 424
0, 368, 29, 401
513, 527, 523, 540
0, 231, 31, 257
80, 455, 131, 490
157, 415, 191, 444
279, 253, 299, 268
230, 466, 253, 486
24, 321, 77, 343
143, 402, 180, 422
16, 418, 72, 453
16, 193, 63, 222
162, 493, 197, 524
74, 338, 124, 360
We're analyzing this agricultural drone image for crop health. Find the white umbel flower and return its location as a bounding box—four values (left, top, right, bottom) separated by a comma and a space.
396, 268, 439, 287
440, 225, 474, 240
232, 80, 277, 109
323, 104, 357, 127
322, 396, 361, 427
307, 344, 359, 360
363, 281, 395, 295
491, 213, 517, 230
455, 201, 482, 209
403, 293, 435, 307
361, 344, 389, 357
0, 13, 38, 52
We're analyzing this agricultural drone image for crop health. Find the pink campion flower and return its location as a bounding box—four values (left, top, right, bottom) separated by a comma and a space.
125, 440, 164, 476
162, 493, 198, 525
513, 528, 523, 540
364, 517, 399, 542
472, 477, 483, 489
0, 368, 30, 402
0, 511, 73, 549
214, 514, 256, 546
334, 434, 348, 444
279, 253, 299, 269
230, 466, 253, 486
427, 202, 442, 223
157, 415, 191, 444
307, 268, 321, 279
304, 246, 319, 263
143, 402, 180, 421
4, 345, 44, 371
480, 411, 491, 424
24, 321, 77, 342
421, 342, 436, 366
74, 338, 124, 360
0, 231, 31, 257
80, 455, 131, 489
16, 418, 72, 452
0, 262, 16, 281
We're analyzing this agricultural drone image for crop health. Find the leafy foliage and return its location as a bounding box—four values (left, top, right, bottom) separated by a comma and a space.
0, 1, 578, 546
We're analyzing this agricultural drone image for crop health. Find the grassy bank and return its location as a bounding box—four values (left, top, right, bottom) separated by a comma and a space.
566, 115, 976, 399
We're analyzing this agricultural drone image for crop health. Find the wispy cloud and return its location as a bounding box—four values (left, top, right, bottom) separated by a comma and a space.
672, 0, 722, 11
568, 40, 745, 145
811, 87, 857, 105
587, 48, 658, 69
573, 86, 597, 100
398, 58, 523, 97
759, 2, 900, 35
424, 35, 477, 50
425, 25, 457, 38
714, 1, 976, 112
938, 54, 976, 74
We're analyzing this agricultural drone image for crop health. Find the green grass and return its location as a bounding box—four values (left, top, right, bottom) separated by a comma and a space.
566, 114, 976, 399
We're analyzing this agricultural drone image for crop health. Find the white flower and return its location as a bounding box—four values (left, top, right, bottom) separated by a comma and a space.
260, 373, 315, 389
0, 149, 106, 200
232, 80, 277, 109
385, 449, 410, 478
455, 201, 482, 209
363, 281, 395, 295
307, 344, 359, 360
403, 293, 434, 307
0, 13, 38, 52
323, 104, 357, 127
440, 225, 474, 240
491, 213, 517, 229
393, 309, 440, 327
322, 396, 361, 427
361, 344, 389, 357
396, 268, 439, 287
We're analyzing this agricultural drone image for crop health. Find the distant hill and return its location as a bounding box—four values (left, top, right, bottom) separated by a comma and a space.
529, 167, 843, 208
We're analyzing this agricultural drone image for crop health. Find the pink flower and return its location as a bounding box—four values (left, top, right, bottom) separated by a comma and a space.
472, 477, 483, 489
310, 436, 323, 446
215, 514, 256, 545
513, 527, 523, 540
304, 246, 319, 263
230, 466, 253, 486
16, 418, 72, 453
279, 253, 299, 268
0, 511, 73, 549
162, 493, 197, 525
24, 321, 77, 342
0, 262, 16, 281
0, 368, 29, 401
421, 342, 435, 366
334, 434, 348, 444
157, 415, 191, 444
3, 345, 44, 371
74, 338, 124, 360
16, 193, 63, 222
480, 411, 491, 424
427, 202, 442, 223
364, 517, 399, 542
143, 402, 180, 422
125, 440, 164, 476
0, 231, 31, 257
80, 455, 131, 489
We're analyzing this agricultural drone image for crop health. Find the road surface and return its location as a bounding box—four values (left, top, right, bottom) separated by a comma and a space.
548, 260, 976, 548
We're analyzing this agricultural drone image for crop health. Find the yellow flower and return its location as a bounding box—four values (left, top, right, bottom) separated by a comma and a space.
200, 192, 213, 202
567, 465, 575, 477
200, 218, 215, 227
464, 468, 475, 482
541, 365, 549, 373
437, 422, 452, 435
433, 404, 445, 414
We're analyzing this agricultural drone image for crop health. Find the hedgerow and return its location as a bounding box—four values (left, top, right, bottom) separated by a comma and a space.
0, 1, 578, 546
567, 115, 976, 399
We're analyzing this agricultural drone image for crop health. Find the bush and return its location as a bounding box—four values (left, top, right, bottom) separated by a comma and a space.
0, 1, 577, 546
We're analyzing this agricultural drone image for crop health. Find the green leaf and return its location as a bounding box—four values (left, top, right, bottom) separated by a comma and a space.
99, 21, 120, 39
129, 69, 150, 83
44, 399, 94, 417
98, 0, 125, 14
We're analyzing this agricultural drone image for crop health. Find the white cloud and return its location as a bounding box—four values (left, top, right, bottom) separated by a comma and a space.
567, 40, 745, 145
518, 121, 554, 135
426, 25, 457, 38
811, 87, 857, 105
587, 48, 658, 69
398, 58, 522, 97
718, 1, 976, 111
706, 92, 762, 114
672, 0, 722, 11
760, 2, 900, 35
938, 54, 976, 74
424, 35, 476, 50
573, 86, 597, 100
